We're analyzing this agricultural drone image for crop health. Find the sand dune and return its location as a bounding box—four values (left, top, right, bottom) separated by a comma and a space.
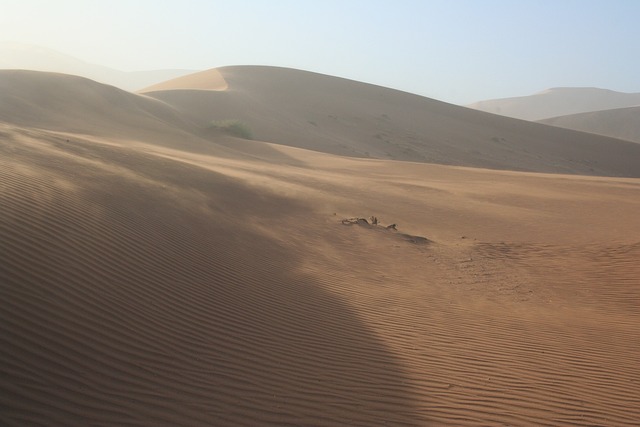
540, 105, 640, 143
0, 42, 196, 92
2, 70, 640, 425
142, 68, 228, 91
0, 70, 189, 134
142, 66, 640, 177
467, 87, 640, 120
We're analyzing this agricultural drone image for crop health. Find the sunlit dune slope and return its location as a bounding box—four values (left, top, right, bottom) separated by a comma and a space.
141, 66, 640, 177
142, 67, 228, 91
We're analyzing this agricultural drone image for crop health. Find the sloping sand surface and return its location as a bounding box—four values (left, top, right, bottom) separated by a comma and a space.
141, 67, 640, 177
0, 70, 193, 139
540, 106, 640, 143
2, 70, 640, 425
467, 87, 640, 120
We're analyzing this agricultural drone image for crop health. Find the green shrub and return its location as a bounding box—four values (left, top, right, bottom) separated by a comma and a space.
208, 119, 253, 139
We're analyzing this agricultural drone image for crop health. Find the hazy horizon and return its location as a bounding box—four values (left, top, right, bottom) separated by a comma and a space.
2, 0, 639, 105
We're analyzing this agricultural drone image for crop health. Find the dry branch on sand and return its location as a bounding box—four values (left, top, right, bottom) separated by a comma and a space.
341, 217, 431, 245
341, 216, 397, 230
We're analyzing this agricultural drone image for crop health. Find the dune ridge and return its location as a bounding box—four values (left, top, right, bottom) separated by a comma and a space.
142, 66, 640, 177
0, 70, 192, 137
141, 68, 228, 92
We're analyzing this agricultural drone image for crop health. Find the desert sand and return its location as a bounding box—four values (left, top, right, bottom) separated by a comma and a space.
1, 68, 639, 426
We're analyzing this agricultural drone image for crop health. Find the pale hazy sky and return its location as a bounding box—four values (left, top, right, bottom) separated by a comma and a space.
1, 0, 639, 104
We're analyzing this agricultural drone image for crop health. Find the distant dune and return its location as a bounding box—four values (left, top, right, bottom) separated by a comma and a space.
0, 42, 196, 91
2, 68, 640, 425
141, 66, 640, 177
467, 87, 640, 120
540, 106, 640, 143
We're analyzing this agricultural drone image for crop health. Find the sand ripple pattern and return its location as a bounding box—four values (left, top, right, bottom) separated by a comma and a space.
1, 130, 639, 426
0, 135, 416, 426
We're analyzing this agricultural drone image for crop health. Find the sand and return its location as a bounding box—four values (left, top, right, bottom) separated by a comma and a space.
540, 105, 640, 144
141, 67, 640, 177
1, 69, 639, 426
467, 87, 640, 121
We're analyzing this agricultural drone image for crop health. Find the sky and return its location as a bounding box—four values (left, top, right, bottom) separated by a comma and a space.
1, 0, 639, 104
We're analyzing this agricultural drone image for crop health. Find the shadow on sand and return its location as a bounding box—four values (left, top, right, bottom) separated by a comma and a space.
0, 135, 419, 426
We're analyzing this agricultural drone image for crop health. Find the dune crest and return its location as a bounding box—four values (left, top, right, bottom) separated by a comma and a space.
140, 68, 228, 92
0, 70, 189, 136
142, 66, 640, 177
